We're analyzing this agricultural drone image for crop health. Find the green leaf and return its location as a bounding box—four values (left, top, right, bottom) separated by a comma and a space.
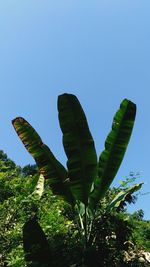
33, 174, 45, 198
12, 117, 74, 204
106, 183, 143, 211
90, 99, 136, 208
58, 93, 97, 205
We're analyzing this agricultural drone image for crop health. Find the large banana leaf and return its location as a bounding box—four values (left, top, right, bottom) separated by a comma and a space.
58, 94, 97, 205
106, 183, 143, 211
12, 117, 74, 204
90, 99, 136, 209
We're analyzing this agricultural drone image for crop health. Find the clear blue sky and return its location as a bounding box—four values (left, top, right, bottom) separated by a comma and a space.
0, 1, 150, 218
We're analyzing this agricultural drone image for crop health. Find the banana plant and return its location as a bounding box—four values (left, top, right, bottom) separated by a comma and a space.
106, 183, 143, 211
12, 93, 137, 249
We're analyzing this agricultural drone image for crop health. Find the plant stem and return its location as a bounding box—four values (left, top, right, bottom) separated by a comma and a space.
84, 204, 88, 250
79, 213, 84, 230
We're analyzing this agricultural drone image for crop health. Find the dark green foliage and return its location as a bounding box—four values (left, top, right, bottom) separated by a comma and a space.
90, 213, 133, 266
132, 217, 150, 252
132, 209, 144, 221
22, 164, 38, 177
23, 217, 51, 267
0, 150, 16, 172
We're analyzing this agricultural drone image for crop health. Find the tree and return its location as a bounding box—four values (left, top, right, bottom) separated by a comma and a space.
12, 93, 137, 265
0, 150, 19, 173
22, 164, 38, 177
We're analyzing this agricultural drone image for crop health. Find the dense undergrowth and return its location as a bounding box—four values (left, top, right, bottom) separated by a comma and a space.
0, 150, 149, 267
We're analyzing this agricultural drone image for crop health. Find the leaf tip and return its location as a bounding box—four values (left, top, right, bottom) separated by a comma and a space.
12, 117, 26, 125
